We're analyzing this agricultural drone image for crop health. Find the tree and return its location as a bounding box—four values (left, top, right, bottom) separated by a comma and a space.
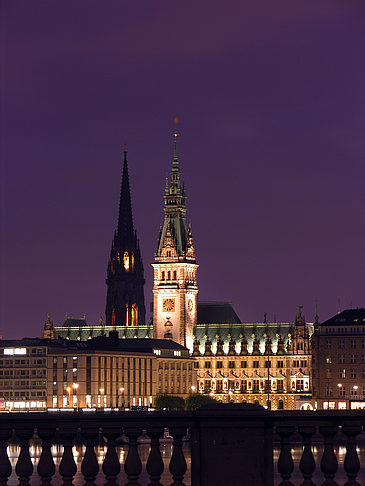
154, 394, 185, 411
185, 393, 217, 410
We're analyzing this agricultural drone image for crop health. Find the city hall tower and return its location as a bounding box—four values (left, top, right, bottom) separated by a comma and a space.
152, 133, 198, 346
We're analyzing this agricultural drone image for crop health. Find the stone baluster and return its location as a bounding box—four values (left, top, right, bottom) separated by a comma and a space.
189, 426, 200, 486
14, 427, 34, 486
0, 426, 12, 486
81, 427, 100, 486
342, 425, 361, 486
298, 426, 316, 486
59, 428, 77, 486
319, 426, 339, 486
124, 427, 142, 486
146, 426, 164, 486
169, 428, 187, 486
276, 426, 295, 486
37, 427, 56, 486
102, 426, 121, 486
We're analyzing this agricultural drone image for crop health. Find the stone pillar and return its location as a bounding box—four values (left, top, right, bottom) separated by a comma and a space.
195, 404, 273, 486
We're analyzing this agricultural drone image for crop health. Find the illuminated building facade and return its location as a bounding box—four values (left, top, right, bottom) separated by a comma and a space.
0, 340, 48, 411
194, 306, 313, 409
0, 336, 195, 411
312, 308, 365, 410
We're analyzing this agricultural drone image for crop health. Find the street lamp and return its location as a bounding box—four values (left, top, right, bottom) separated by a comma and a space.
191, 386, 196, 393
66, 386, 71, 407
120, 387, 125, 409
99, 388, 104, 409
72, 383, 79, 409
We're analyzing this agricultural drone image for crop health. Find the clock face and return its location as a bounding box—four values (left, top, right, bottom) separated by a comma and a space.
188, 299, 193, 312
162, 298, 175, 312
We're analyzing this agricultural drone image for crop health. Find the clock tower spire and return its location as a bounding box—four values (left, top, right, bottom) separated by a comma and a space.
152, 131, 198, 347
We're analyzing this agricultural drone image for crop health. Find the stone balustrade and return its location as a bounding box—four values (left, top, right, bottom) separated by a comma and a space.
0, 408, 364, 485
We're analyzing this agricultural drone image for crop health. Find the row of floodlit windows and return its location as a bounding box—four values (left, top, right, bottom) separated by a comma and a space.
161, 270, 177, 281
1, 348, 46, 356
200, 359, 308, 369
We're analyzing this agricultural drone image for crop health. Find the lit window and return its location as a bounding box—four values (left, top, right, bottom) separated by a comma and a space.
4, 348, 26, 356
153, 349, 161, 356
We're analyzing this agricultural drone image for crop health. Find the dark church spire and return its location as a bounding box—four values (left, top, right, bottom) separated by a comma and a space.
117, 149, 134, 246
105, 147, 146, 327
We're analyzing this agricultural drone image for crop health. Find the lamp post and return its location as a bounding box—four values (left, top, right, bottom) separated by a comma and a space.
191, 385, 196, 393
120, 387, 125, 410
66, 386, 71, 408
72, 383, 79, 409
337, 383, 343, 410
99, 388, 104, 409
266, 335, 271, 410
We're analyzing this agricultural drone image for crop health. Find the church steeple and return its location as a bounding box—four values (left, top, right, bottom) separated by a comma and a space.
105, 147, 145, 327
117, 149, 134, 246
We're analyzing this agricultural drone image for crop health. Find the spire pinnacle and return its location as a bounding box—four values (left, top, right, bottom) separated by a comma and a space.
117, 147, 134, 245
173, 116, 179, 165
173, 132, 178, 163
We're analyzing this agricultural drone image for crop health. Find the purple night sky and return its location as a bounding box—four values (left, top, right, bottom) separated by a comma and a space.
1, 1, 364, 339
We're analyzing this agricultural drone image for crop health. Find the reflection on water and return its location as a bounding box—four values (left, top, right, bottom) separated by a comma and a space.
273, 445, 365, 485
6, 443, 365, 485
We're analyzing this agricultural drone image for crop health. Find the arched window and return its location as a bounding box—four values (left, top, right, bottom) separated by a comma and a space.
162, 271, 165, 280
173, 270, 177, 280
278, 399, 284, 410
123, 252, 129, 272
167, 271, 171, 280
131, 304, 138, 326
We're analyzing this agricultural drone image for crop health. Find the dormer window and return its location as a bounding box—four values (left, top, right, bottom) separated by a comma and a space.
167, 251, 171, 257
